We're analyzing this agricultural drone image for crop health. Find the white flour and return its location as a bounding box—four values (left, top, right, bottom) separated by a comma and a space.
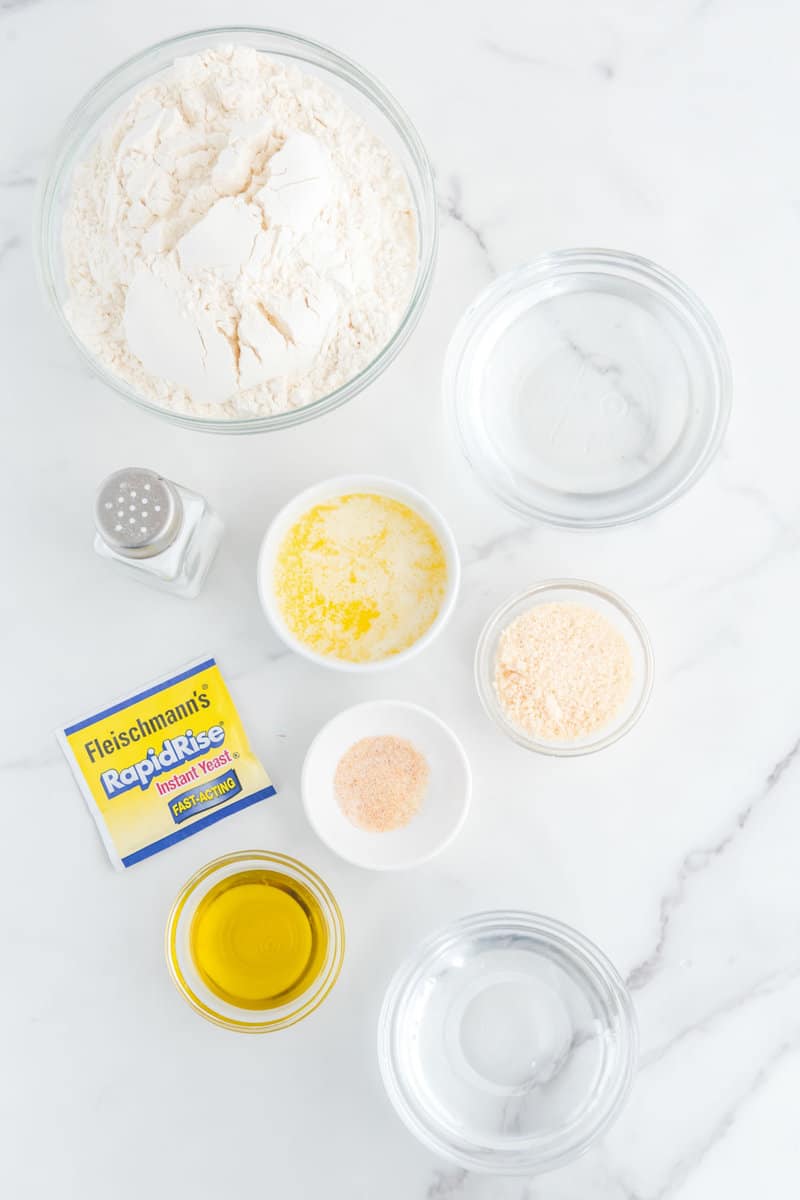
63, 45, 418, 418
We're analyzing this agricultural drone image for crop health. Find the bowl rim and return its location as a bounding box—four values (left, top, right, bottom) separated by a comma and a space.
256, 473, 461, 673
164, 849, 346, 1033
377, 909, 639, 1175
300, 699, 472, 870
444, 246, 732, 527
474, 578, 654, 756
34, 24, 438, 434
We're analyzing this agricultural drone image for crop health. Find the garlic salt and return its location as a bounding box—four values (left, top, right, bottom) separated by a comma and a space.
93, 467, 223, 598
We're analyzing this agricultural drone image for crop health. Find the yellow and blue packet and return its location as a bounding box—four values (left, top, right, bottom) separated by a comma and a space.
57, 656, 275, 869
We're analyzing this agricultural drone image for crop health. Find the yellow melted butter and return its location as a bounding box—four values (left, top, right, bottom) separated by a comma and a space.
274, 493, 448, 663
189, 870, 328, 1011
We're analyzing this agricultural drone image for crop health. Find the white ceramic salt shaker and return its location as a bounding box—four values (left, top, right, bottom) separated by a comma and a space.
93, 467, 223, 598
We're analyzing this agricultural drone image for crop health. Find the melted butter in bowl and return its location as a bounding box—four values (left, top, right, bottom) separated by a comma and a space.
258, 475, 460, 671
275, 492, 447, 662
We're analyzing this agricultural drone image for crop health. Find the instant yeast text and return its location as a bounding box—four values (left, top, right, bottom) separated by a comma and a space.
58, 657, 275, 869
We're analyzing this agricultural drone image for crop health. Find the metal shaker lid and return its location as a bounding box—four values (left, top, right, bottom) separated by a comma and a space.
95, 468, 182, 559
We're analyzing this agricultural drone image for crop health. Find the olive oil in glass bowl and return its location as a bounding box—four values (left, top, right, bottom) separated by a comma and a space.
166, 850, 345, 1032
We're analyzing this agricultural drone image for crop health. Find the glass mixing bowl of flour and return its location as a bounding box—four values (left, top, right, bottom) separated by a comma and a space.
36, 27, 437, 433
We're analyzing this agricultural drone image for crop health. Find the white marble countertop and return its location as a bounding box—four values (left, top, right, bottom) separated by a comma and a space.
4, 0, 800, 1196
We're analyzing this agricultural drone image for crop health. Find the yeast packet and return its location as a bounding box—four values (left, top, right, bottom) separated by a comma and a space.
57, 656, 275, 869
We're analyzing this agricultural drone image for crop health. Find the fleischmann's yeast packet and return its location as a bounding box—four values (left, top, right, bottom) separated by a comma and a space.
57, 656, 275, 869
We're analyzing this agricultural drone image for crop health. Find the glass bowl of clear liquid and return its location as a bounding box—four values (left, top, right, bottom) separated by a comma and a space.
378, 911, 637, 1175
445, 249, 731, 528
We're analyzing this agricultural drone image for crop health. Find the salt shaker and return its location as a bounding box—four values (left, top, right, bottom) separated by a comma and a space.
94, 467, 223, 598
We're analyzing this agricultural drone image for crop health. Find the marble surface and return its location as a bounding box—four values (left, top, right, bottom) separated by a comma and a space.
3, 0, 799, 1196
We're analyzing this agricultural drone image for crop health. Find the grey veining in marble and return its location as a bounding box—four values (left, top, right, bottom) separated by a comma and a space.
3, 1, 800, 1197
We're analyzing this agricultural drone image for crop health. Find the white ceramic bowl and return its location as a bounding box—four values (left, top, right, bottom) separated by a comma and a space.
257, 475, 460, 672
301, 701, 471, 869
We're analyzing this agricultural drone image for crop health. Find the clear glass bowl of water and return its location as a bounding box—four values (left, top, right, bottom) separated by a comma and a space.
445, 249, 731, 527
378, 911, 637, 1175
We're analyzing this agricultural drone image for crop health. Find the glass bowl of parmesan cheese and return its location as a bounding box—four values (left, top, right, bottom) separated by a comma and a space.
475, 579, 654, 756
35, 27, 437, 433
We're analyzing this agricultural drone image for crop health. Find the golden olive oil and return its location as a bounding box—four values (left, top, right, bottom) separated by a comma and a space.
189, 869, 328, 1010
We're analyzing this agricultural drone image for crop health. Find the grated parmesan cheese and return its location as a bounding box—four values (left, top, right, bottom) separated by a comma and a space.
494, 601, 633, 741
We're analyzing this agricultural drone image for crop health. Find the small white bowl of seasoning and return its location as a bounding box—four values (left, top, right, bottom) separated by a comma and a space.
475, 579, 654, 756
301, 700, 471, 870
257, 474, 460, 672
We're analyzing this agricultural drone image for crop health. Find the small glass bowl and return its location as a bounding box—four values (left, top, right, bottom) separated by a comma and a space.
378, 911, 638, 1176
35, 26, 437, 434
445, 249, 731, 527
475, 580, 654, 756
165, 850, 345, 1033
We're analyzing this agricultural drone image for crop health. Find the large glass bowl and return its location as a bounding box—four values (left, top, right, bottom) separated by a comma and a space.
35, 27, 438, 434
378, 911, 637, 1175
